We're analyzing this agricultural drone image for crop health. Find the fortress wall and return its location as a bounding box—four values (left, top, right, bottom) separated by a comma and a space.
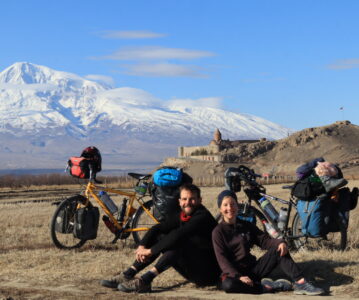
178, 144, 220, 157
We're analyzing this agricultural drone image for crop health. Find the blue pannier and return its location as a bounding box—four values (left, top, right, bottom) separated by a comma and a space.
297, 198, 329, 237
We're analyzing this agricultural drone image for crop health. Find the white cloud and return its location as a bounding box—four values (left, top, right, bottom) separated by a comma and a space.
167, 97, 223, 109
99, 46, 215, 60
122, 62, 208, 78
99, 30, 167, 39
84, 74, 115, 87
327, 59, 359, 70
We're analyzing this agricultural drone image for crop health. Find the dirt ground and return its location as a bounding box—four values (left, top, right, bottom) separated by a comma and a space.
1, 183, 359, 300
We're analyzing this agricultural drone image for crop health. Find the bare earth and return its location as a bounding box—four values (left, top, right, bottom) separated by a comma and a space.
1, 182, 359, 300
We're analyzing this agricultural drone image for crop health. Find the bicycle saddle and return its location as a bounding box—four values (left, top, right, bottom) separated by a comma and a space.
128, 173, 152, 180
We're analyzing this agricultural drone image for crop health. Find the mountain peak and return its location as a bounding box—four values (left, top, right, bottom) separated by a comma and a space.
0, 62, 54, 84
0, 62, 110, 90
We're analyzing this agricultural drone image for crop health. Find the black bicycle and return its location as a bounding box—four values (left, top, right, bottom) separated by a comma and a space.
220, 165, 347, 251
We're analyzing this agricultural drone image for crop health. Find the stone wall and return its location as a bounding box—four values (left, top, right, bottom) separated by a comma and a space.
178, 144, 220, 157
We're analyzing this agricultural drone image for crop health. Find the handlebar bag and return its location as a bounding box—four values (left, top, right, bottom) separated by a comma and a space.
73, 206, 100, 240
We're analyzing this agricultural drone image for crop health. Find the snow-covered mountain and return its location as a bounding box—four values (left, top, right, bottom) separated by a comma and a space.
0, 62, 292, 170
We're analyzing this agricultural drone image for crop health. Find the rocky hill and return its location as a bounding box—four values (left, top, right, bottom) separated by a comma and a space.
166, 121, 359, 178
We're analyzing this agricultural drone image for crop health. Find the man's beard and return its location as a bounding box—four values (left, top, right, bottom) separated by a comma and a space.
181, 205, 195, 216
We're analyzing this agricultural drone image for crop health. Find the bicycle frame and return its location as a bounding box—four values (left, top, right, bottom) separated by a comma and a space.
252, 191, 303, 239
83, 181, 159, 234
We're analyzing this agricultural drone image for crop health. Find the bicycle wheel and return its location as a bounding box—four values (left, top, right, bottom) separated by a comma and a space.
292, 212, 347, 251
50, 195, 88, 249
131, 200, 157, 245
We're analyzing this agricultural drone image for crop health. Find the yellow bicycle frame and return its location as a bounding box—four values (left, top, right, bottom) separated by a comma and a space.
83, 181, 159, 233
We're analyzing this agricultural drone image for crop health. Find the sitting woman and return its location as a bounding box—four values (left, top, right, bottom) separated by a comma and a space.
212, 190, 324, 296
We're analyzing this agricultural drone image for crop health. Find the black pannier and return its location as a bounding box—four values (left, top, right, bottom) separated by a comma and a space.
55, 204, 75, 234
327, 187, 358, 232
151, 168, 193, 222
73, 206, 100, 240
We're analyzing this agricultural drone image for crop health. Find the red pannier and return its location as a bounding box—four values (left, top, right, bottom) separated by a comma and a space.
68, 157, 90, 179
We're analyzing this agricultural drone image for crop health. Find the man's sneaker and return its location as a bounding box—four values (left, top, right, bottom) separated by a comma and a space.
118, 278, 151, 293
261, 278, 293, 292
100, 273, 130, 289
294, 281, 324, 295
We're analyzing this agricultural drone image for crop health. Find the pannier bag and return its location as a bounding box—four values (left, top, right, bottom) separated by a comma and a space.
55, 203, 76, 233
153, 167, 183, 187
67, 146, 102, 179
297, 197, 329, 237
73, 206, 100, 240
151, 167, 192, 221
337, 187, 358, 211
297, 186, 357, 236
326, 187, 358, 232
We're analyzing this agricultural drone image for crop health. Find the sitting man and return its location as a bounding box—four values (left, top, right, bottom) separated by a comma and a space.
100, 183, 220, 293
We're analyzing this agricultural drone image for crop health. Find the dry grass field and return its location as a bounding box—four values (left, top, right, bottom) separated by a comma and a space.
0, 181, 359, 300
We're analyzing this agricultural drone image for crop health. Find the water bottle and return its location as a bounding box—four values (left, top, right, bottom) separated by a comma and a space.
259, 197, 279, 223
135, 182, 148, 196
278, 207, 288, 230
262, 220, 282, 239
102, 215, 117, 233
98, 191, 118, 215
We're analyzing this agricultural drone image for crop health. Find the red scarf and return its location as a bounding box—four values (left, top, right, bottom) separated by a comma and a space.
180, 211, 192, 222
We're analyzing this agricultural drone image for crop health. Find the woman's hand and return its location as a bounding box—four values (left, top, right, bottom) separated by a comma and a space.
277, 242, 288, 256
135, 245, 152, 262
239, 276, 254, 286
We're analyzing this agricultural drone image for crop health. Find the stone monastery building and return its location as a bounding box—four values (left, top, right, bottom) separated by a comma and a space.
178, 129, 263, 162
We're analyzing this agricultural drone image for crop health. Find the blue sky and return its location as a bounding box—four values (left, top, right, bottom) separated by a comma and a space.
1, 0, 358, 130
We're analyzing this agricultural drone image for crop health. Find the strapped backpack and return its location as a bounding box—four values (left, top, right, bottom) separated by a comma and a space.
151, 167, 192, 221
67, 146, 102, 179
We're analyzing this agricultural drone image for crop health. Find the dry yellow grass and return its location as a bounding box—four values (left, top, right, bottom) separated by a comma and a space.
0, 182, 358, 299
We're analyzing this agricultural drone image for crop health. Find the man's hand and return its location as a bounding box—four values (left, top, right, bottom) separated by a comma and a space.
239, 276, 253, 286
135, 245, 152, 263
277, 242, 288, 256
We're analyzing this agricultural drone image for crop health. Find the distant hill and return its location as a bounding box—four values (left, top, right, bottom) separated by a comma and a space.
169, 121, 359, 178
